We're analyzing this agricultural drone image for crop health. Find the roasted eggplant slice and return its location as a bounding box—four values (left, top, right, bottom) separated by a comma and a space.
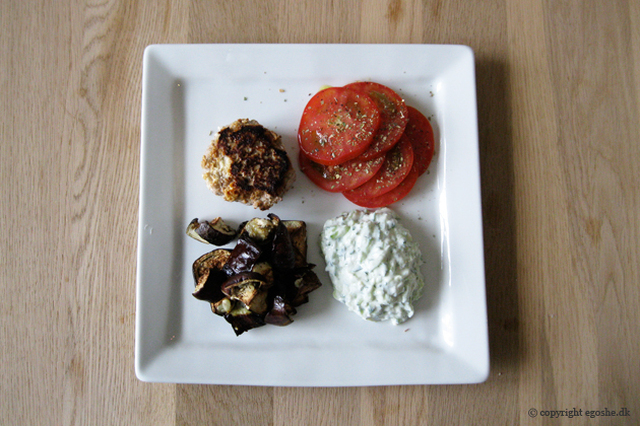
223, 236, 263, 275
264, 295, 296, 326
270, 265, 321, 307
251, 262, 274, 286
192, 249, 232, 302
211, 297, 234, 316
193, 268, 227, 303
192, 249, 231, 281
290, 268, 322, 307
224, 304, 266, 336
221, 272, 269, 309
284, 220, 308, 268
266, 213, 281, 225
186, 218, 237, 245
245, 290, 269, 316
237, 217, 276, 244
270, 216, 296, 270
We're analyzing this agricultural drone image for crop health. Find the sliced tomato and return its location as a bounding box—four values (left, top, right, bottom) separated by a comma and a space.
298, 150, 385, 192
343, 134, 414, 201
344, 82, 409, 161
344, 165, 420, 208
297, 86, 381, 166
404, 106, 435, 176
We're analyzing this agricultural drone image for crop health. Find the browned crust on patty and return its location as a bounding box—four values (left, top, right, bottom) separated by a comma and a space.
202, 119, 296, 210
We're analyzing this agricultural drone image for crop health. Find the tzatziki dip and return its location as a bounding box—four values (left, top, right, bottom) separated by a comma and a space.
320, 208, 425, 325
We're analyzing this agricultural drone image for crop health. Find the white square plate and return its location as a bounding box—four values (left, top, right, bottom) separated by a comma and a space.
136, 44, 488, 386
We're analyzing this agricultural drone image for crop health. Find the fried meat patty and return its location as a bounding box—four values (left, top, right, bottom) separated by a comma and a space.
202, 119, 296, 210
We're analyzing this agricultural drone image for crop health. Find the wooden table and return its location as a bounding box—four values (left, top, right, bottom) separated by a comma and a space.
2, 0, 639, 424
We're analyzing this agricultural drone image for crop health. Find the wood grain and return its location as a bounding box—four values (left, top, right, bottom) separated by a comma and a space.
1, 0, 639, 425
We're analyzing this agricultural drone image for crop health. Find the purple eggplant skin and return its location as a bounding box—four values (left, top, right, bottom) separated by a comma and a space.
273, 266, 322, 308
220, 272, 270, 313
186, 218, 237, 245
291, 269, 322, 307
224, 304, 266, 336
264, 295, 297, 326
222, 236, 263, 275
270, 217, 296, 270
192, 268, 227, 303
192, 249, 231, 282
192, 249, 232, 302
283, 220, 308, 268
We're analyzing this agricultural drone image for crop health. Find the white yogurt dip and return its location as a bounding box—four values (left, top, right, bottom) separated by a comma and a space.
320, 208, 425, 325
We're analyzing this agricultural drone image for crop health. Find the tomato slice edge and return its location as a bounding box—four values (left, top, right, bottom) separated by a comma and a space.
343, 135, 414, 200
297, 86, 381, 166
343, 165, 420, 208
404, 106, 435, 176
343, 82, 409, 161
298, 150, 385, 193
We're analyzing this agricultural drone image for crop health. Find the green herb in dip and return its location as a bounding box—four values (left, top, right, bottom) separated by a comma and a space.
320, 208, 425, 325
